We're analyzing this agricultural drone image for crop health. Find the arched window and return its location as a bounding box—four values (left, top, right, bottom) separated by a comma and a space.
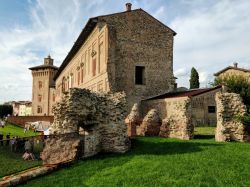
37, 106, 42, 114
52, 93, 55, 102
38, 81, 42, 89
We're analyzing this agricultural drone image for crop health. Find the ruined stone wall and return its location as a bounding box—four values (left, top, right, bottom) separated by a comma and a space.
41, 88, 130, 164
125, 104, 140, 137
140, 109, 162, 136
215, 92, 248, 142
159, 98, 193, 140
141, 97, 193, 140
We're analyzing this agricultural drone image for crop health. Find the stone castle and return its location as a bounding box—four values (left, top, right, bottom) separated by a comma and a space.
29, 3, 176, 116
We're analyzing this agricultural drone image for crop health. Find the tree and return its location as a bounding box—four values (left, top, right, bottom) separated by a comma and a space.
189, 67, 200, 89
0, 105, 13, 118
214, 75, 250, 109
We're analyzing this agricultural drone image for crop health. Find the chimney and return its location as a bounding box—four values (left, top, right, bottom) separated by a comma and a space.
125, 3, 132, 11
233, 62, 238, 68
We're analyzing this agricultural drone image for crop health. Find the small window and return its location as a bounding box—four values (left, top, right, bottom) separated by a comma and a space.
38, 81, 42, 89
208, 106, 216, 113
52, 94, 55, 102
37, 106, 42, 114
135, 66, 145, 85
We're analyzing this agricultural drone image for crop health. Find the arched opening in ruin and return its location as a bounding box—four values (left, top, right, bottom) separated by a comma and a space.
41, 88, 130, 165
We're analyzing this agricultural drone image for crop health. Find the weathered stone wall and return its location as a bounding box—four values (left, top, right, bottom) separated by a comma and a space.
215, 92, 248, 142
159, 98, 193, 140
125, 103, 140, 137
140, 109, 162, 136
41, 88, 130, 164
141, 97, 193, 140
41, 133, 81, 165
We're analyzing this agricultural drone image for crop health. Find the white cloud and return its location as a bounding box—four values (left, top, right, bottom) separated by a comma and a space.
170, 0, 250, 88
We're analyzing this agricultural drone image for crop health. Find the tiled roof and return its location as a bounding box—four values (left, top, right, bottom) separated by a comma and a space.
214, 66, 250, 76
29, 65, 58, 70
144, 86, 222, 100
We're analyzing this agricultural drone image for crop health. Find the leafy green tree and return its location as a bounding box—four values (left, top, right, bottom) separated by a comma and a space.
0, 105, 13, 118
189, 67, 200, 89
214, 75, 250, 108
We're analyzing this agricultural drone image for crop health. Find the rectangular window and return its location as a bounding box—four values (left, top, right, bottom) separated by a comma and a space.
99, 42, 104, 73
81, 65, 84, 83
88, 49, 91, 74
78, 71, 80, 85
208, 106, 216, 113
92, 59, 96, 76
135, 66, 145, 85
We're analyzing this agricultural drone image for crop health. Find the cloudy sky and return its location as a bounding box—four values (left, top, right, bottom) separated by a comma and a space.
0, 0, 250, 103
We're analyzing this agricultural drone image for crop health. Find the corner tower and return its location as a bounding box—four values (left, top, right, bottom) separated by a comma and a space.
29, 55, 58, 116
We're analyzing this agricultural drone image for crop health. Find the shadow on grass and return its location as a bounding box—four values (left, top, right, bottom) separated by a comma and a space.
87, 137, 222, 161
19, 137, 223, 186
194, 135, 215, 139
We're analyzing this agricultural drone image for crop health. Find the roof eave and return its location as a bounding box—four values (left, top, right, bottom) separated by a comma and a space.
53, 18, 98, 81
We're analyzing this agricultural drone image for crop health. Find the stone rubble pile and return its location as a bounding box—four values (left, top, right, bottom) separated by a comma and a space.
140, 109, 162, 136
41, 88, 130, 165
215, 92, 249, 142
159, 98, 193, 140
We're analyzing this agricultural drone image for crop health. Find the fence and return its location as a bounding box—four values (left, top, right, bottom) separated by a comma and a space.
0, 132, 85, 176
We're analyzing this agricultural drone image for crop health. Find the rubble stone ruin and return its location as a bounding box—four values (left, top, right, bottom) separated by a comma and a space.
159, 98, 193, 140
215, 92, 249, 142
140, 109, 162, 136
41, 88, 130, 165
125, 103, 140, 137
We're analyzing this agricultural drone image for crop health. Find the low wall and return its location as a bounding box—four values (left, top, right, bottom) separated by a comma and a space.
7, 116, 54, 128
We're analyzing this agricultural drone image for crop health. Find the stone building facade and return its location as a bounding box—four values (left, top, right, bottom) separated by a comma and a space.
29, 56, 58, 116
53, 4, 176, 111
214, 62, 250, 82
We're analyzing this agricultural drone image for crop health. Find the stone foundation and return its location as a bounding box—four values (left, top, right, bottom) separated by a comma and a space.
215, 92, 248, 142
41, 88, 130, 164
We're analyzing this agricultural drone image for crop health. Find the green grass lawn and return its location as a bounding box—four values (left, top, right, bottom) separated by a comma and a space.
0, 147, 41, 178
0, 123, 39, 139
20, 127, 250, 187
0, 123, 42, 178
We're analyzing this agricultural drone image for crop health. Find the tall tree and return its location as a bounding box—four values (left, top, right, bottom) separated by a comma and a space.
189, 67, 200, 89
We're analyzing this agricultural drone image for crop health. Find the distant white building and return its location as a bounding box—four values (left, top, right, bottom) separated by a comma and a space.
12, 101, 32, 116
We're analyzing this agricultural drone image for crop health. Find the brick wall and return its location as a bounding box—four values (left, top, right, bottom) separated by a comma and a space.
7, 116, 54, 128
